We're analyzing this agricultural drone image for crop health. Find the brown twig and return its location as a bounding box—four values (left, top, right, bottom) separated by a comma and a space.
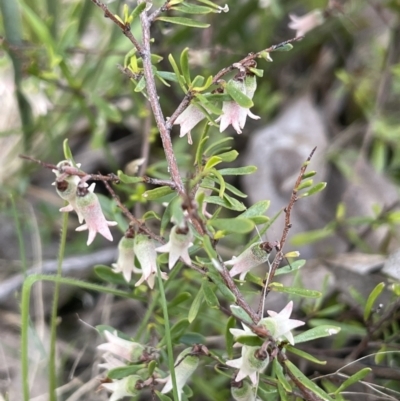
139, 11, 185, 195
90, 0, 143, 53
257, 147, 317, 318
212, 36, 303, 84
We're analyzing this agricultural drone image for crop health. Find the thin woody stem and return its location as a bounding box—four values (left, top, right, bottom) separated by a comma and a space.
139, 12, 185, 195
90, 0, 143, 52
257, 147, 317, 318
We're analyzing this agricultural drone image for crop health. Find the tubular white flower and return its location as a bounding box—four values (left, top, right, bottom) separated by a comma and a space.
134, 233, 167, 289
155, 225, 193, 269
226, 242, 272, 280
226, 345, 269, 385
217, 76, 260, 134
173, 104, 206, 144
259, 301, 305, 345
112, 236, 140, 282
288, 9, 324, 37
97, 330, 145, 362
75, 183, 117, 245
161, 348, 199, 401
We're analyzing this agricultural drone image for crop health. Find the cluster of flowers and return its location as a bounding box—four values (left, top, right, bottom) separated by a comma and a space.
97, 331, 202, 401
111, 224, 192, 289
95, 302, 304, 401
174, 74, 260, 144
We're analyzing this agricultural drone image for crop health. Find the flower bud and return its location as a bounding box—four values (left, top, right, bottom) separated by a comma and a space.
112, 235, 139, 282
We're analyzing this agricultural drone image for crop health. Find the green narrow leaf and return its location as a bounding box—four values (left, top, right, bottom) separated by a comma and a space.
180, 47, 191, 85
157, 16, 210, 28
230, 305, 253, 326
301, 182, 327, 197
204, 137, 233, 156
108, 365, 142, 379
155, 390, 173, 401
216, 150, 238, 163
161, 319, 190, 345
286, 345, 326, 365
274, 260, 306, 276
195, 93, 223, 115
143, 186, 175, 200
195, 134, 209, 166
94, 265, 128, 286
63, 139, 75, 163
204, 155, 223, 170
269, 283, 322, 298
277, 382, 290, 401
225, 80, 253, 108
234, 335, 263, 347
168, 53, 186, 92
192, 75, 213, 91
273, 43, 293, 52
273, 359, 292, 392
129, 1, 147, 22
334, 368, 372, 394
218, 166, 257, 175
202, 281, 220, 308
207, 271, 236, 303
168, 292, 192, 309
225, 316, 236, 359
188, 287, 204, 323
293, 325, 341, 344
239, 200, 270, 218
171, 3, 214, 14
363, 282, 385, 321
208, 218, 255, 234
284, 360, 334, 401
134, 76, 146, 92
205, 196, 246, 211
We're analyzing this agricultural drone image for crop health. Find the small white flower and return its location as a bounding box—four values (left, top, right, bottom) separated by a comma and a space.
75, 183, 118, 245
112, 236, 141, 282
226, 242, 272, 280
155, 225, 193, 269
101, 375, 141, 401
174, 104, 206, 144
288, 9, 324, 37
259, 301, 305, 345
227, 325, 269, 384
226, 345, 269, 385
97, 330, 145, 362
134, 234, 167, 289
217, 76, 260, 135
161, 348, 199, 401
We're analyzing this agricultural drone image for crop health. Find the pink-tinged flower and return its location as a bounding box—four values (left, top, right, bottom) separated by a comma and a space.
217, 76, 260, 134
101, 375, 141, 401
155, 225, 193, 269
259, 301, 305, 345
112, 236, 140, 282
161, 348, 199, 401
174, 104, 206, 144
98, 353, 125, 371
52, 160, 84, 223
75, 183, 118, 245
226, 242, 272, 280
97, 330, 145, 363
288, 9, 324, 37
134, 234, 167, 289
